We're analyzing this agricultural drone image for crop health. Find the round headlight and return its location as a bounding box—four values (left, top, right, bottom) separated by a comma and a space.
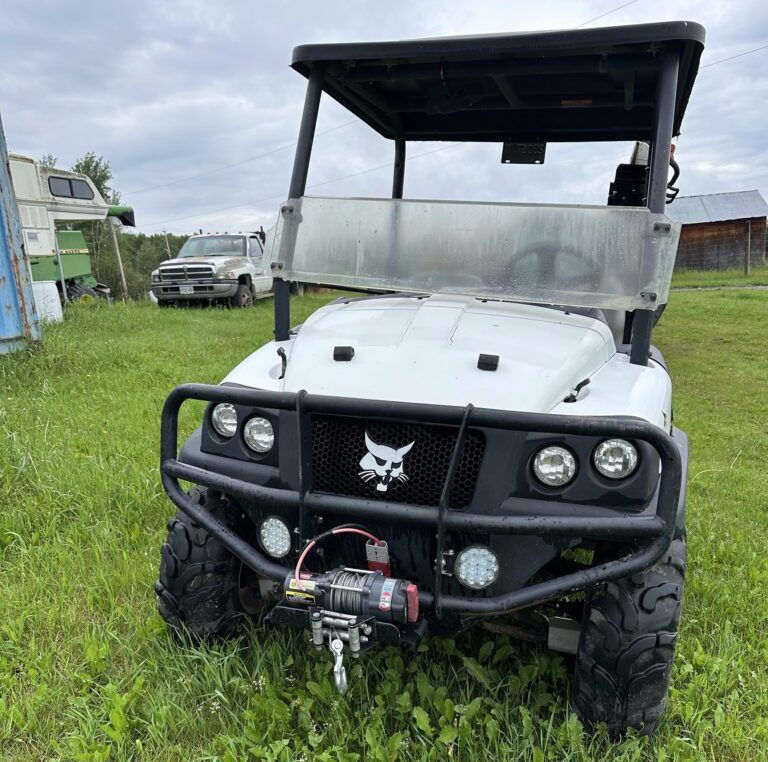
211, 403, 237, 437
454, 546, 499, 590
532, 445, 577, 487
593, 439, 638, 479
259, 517, 292, 558
244, 417, 274, 453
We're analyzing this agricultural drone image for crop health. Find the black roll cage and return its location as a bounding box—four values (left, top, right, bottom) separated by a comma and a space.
272, 24, 705, 365
161, 383, 682, 616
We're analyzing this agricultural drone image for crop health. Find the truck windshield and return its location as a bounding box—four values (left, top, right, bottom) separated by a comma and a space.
178, 235, 246, 257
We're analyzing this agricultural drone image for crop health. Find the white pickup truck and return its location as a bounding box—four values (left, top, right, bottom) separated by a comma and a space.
151, 231, 272, 307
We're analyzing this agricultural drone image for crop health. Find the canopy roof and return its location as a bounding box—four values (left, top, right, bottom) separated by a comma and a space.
292, 21, 705, 143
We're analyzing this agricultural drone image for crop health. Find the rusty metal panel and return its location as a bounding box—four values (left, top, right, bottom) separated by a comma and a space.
0, 112, 39, 353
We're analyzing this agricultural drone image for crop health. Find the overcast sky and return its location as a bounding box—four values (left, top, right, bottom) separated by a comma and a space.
1, 0, 766, 234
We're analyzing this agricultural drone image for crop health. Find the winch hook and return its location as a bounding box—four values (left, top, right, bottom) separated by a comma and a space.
330, 637, 348, 695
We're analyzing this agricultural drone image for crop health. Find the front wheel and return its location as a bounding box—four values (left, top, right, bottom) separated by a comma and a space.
155, 487, 247, 640
231, 283, 253, 308
572, 538, 686, 737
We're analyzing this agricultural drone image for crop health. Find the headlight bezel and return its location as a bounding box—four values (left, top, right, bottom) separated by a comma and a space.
203, 401, 280, 465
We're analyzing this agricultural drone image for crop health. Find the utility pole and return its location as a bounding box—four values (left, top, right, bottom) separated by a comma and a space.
110, 218, 129, 302
745, 219, 752, 277
162, 229, 171, 258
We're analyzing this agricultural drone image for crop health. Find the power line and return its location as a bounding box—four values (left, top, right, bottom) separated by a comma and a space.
576, 0, 640, 28
138, 143, 460, 229
700, 42, 768, 68
135, 22, 768, 231
126, 3, 643, 199
126, 120, 356, 195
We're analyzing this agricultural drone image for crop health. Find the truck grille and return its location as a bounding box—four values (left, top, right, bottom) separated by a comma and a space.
159, 265, 214, 281
311, 415, 485, 508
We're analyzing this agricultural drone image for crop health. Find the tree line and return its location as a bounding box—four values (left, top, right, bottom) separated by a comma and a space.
40, 152, 189, 299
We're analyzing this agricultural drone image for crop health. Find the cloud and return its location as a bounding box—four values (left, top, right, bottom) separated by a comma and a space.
1, 0, 766, 233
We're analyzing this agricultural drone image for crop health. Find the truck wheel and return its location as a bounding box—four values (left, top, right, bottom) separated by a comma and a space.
66, 281, 98, 301
155, 487, 246, 641
572, 538, 686, 737
231, 283, 253, 308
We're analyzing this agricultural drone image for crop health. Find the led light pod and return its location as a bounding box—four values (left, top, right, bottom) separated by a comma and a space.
454, 546, 499, 590
259, 517, 292, 558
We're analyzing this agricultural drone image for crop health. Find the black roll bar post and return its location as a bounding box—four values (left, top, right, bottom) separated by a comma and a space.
392, 135, 406, 199
630, 48, 679, 366
274, 66, 325, 342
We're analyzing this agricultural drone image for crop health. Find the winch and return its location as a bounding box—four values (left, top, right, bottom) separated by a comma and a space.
283, 568, 420, 624
267, 525, 424, 693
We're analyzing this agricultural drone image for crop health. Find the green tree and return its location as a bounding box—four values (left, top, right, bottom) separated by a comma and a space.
72, 152, 120, 203
39, 153, 57, 168
70, 153, 122, 291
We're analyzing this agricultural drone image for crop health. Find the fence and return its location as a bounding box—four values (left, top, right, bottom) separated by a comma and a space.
674, 217, 767, 273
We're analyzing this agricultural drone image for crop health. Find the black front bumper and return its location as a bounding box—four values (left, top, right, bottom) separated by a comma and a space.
160, 383, 684, 616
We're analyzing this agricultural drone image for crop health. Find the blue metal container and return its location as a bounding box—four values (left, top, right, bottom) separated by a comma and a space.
0, 113, 39, 353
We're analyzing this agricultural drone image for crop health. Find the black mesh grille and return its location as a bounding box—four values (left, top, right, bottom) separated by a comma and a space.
311, 415, 485, 508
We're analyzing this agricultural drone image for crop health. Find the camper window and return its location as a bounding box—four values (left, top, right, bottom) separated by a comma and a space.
48, 176, 95, 200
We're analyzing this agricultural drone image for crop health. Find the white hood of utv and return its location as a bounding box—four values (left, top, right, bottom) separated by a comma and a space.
224, 295, 616, 413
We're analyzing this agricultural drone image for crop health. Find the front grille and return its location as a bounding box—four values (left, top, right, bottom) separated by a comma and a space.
159, 265, 214, 281
311, 415, 485, 508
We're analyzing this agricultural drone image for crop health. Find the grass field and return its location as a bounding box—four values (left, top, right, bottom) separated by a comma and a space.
671, 264, 768, 289
1, 292, 767, 761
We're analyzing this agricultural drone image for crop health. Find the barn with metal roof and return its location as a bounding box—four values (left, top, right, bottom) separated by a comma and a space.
667, 190, 767, 271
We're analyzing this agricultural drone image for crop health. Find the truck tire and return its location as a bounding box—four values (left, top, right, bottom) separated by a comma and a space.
66, 281, 99, 301
231, 283, 253, 308
572, 538, 686, 737
155, 487, 245, 641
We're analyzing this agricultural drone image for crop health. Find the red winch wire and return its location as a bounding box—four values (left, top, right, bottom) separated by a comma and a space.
294, 526, 381, 590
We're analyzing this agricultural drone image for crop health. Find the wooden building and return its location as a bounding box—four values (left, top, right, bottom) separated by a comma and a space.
667, 190, 768, 271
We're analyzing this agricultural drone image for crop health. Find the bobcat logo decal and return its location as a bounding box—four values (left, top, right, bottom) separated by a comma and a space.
358, 432, 415, 492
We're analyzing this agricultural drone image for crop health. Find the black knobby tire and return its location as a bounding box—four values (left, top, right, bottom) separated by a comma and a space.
66, 281, 99, 301
572, 538, 686, 737
231, 283, 253, 308
155, 487, 245, 641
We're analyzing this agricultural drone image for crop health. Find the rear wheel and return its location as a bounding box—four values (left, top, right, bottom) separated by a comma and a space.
231, 283, 253, 308
155, 487, 251, 640
66, 281, 99, 301
572, 538, 686, 737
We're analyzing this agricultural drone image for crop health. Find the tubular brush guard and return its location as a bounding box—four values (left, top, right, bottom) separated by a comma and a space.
160, 383, 682, 615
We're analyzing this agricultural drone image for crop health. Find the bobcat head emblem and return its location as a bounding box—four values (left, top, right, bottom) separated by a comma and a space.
358, 432, 415, 492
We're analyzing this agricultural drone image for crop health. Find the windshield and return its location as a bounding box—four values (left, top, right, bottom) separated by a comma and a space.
178, 235, 246, 258
269, 196, 681, 311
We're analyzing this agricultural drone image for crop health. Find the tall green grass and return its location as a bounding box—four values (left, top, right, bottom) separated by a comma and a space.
671, 265, 768, 289
1, 293, 766, 761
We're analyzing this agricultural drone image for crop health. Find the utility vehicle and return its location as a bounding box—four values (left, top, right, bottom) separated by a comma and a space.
9, 154, 135, 301
156, 22, 704, 736
150, 230, 272, 307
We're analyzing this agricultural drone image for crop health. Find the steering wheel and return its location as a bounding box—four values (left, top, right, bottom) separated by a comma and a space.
505, 240, 602, 291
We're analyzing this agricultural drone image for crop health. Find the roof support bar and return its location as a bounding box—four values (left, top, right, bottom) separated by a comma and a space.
275, 66, 324, 341
340, 53, 659, 83
492, 75, 524, 108
630, 49, 679, 366
392, 137, 406, 199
